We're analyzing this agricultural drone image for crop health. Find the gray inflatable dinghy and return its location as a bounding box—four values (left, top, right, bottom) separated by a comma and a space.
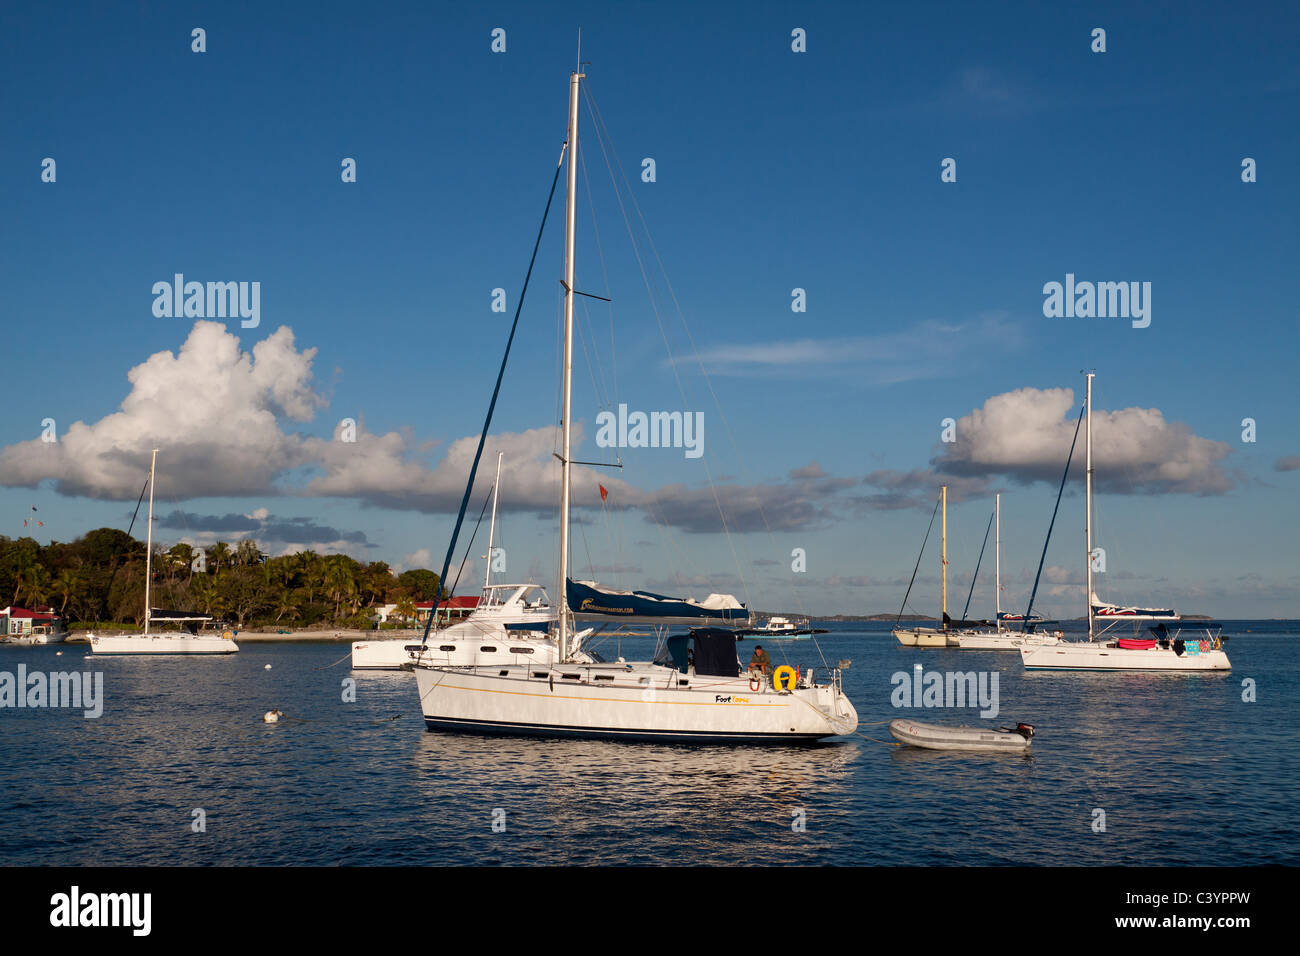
889, 719, 1035, 752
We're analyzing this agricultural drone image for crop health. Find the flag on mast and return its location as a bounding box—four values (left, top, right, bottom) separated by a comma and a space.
598, 484, 608, 502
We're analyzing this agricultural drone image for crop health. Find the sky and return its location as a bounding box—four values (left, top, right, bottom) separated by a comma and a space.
1, 0, 1296, 618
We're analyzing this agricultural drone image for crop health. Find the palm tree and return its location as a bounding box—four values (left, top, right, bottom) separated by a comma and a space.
235, 538, 262, 567
208, 542, 232, 574
393, 596, 418, 625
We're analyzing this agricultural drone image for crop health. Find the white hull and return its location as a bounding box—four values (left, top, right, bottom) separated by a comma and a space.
91, 633, 239, 655
893, 627, 954, 647
352, 619, 568, 670
951, 630, 1062, 650
889, 719, 1032, 752
1020, 640, 1230, 671
415, 662, 858, 743
351, 634, 562, 670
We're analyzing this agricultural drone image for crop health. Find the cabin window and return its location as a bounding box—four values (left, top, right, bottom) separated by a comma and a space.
532, 671, 548, 678
509, 647, 534, 654
679, 680, 689, 686
593, 674, 614, 681
439, 645, 456, 652
498, 670, 509, 677
480, 646, 497, 653
561, 673, 580, 680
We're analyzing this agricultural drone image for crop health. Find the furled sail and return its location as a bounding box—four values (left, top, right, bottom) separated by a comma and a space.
1090, 592, 1179, 621
567, 579, 748, 625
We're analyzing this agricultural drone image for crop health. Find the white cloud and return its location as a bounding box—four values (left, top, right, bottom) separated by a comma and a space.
937, 387, 1233, 494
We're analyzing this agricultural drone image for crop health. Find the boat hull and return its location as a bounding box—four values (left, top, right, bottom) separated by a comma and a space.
90, 633, 239, 655
893, 628, 954, 647
1020, 641, 1230, 671
888, 719, 1032, 751
351, 636, 561, 670
415, 664, 857, 744
951, 630, 1062, 650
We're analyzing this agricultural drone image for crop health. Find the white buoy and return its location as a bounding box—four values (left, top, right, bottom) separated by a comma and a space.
55, 651, 63, 656
263, 709, 283, 723
264, 664, 272, 670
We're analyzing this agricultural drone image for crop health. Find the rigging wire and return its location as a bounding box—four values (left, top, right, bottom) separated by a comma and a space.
895, 490, 942, 624
581, 79, 753, 622
1023, 402, 1087, 630
961, 508, 996, 620
421, 151, 565, 646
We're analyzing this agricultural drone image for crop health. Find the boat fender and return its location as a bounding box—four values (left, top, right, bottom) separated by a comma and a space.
773, 665, 797, 691
1173, 639, 1184, 656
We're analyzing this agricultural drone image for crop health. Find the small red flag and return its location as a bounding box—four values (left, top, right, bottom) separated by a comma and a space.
598, 484, 608, 502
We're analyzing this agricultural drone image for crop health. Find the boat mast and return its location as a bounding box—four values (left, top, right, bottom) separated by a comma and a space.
1085, 373, 1095, 642
485, 451, 502, 592
994, 492, 1001, 631
940, 484, 947, 624
144, 448, 157, 636
558, 65, 582, 662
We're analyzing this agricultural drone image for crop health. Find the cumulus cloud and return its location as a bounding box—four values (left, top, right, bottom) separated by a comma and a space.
936, 387, 1233, 495
1275, 456, 1300, 473
0, 321, 322, 499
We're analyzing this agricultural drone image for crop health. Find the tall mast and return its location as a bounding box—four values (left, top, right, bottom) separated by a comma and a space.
558, 66, 582, 662
994, 492, 1001, 631
940, 484, 948, 622
1085, 373, 1095, 642
144, 448, 157, 635
485, 452, 502, 592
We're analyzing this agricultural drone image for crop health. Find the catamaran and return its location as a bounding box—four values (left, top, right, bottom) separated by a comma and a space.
351, 453, 561, 670
89, 449, 239, 655
1020, 374, 1230, 671
412, 62, 857, 742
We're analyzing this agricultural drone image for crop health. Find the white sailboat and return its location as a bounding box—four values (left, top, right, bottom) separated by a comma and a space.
894, 485, 957, 646
1020, 374, 1230, 671
951, 494, 1061, 650
351, 452, 562, 670
90, 449, 239, 655
413, 64, 857, 743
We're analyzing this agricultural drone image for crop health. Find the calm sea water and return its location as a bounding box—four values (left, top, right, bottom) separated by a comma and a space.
1, 621, 1295, 866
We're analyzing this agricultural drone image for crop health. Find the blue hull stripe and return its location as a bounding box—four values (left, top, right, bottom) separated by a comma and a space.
422, 715, 826, 745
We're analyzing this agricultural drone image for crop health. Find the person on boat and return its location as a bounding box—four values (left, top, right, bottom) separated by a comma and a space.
748, 645, 771, 676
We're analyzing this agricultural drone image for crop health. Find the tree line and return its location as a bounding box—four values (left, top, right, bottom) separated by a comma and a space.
0, 530, 444, 630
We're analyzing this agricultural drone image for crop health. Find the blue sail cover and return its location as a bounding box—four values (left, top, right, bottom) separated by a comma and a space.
567, 579, 748, 625
1091, 592, 1179, 621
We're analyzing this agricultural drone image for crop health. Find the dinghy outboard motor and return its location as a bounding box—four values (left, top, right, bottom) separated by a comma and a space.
1014, 722, 1035, 740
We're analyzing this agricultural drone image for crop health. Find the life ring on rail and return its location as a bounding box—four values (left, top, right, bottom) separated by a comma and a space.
223, 630, 234, 641
773, 665, 797, 691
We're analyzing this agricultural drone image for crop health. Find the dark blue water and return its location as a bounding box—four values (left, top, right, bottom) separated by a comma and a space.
1, 621, 1295, 865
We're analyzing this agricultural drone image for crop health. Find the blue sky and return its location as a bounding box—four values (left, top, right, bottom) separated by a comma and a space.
1, 1, 1296, 618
